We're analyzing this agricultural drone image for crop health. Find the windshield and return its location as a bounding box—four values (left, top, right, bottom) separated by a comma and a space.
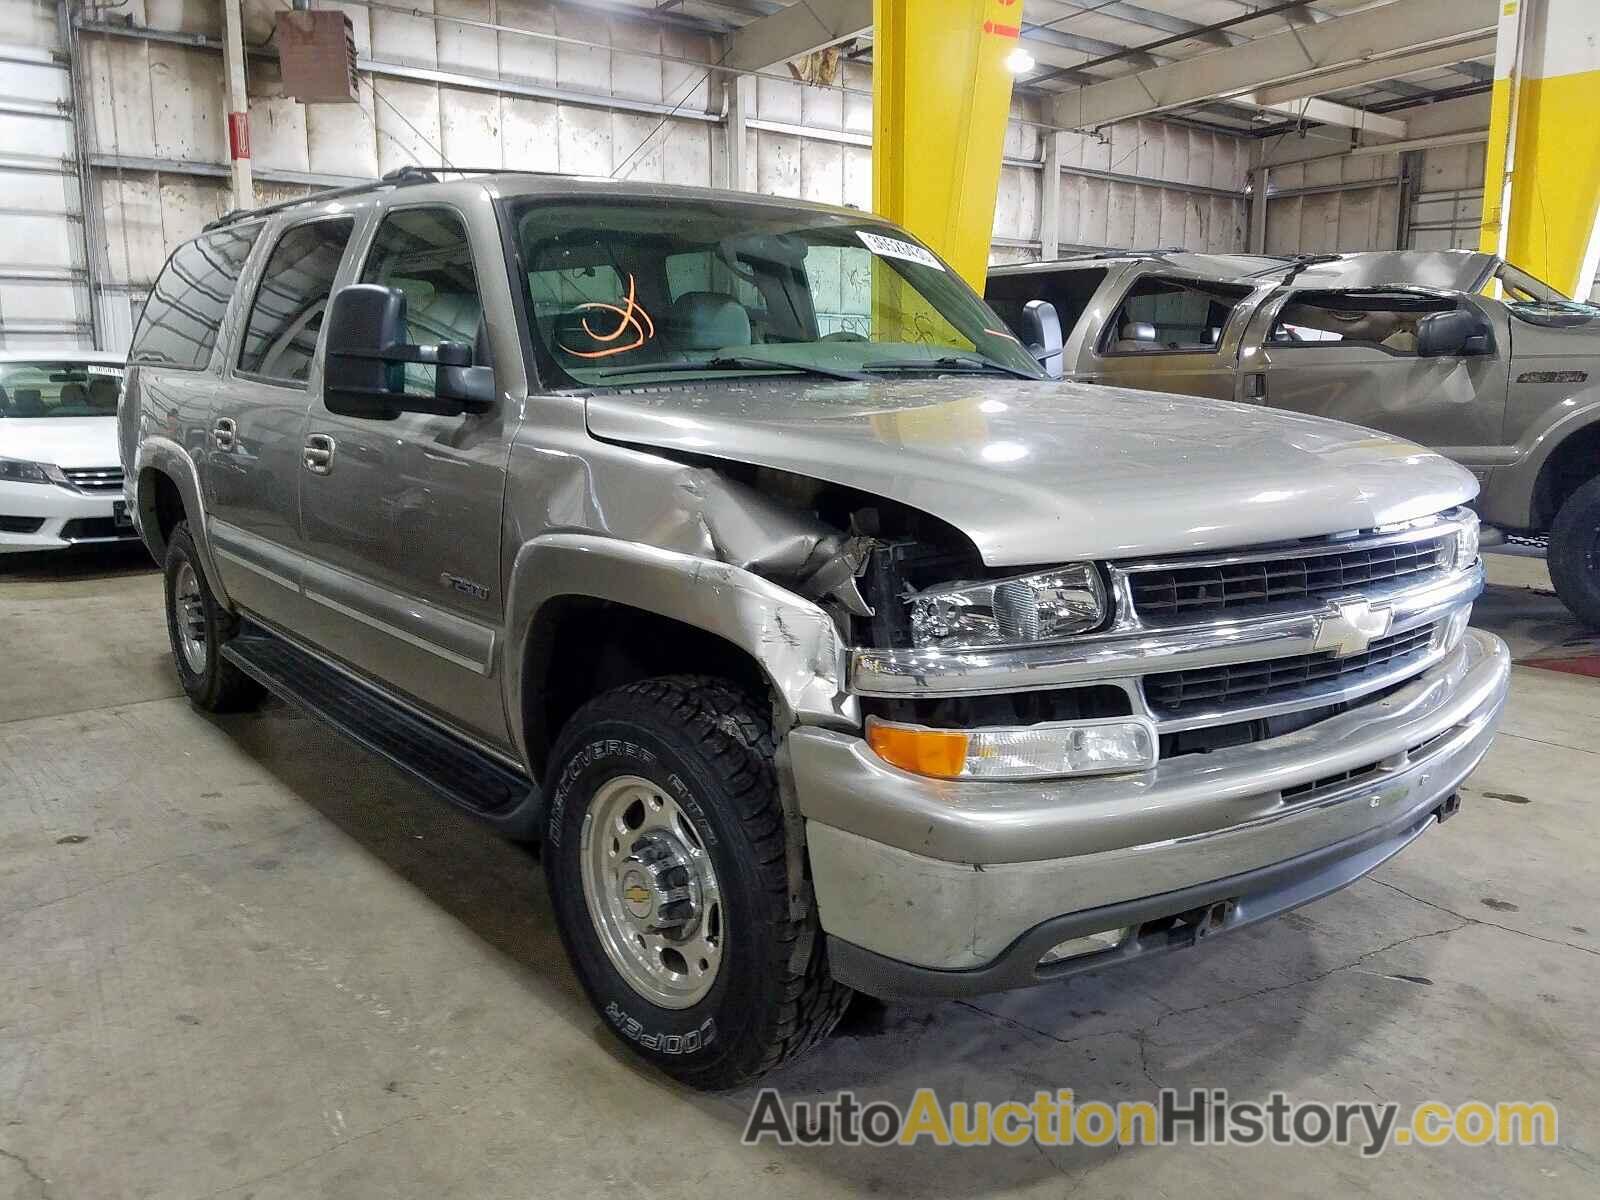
502, 197, 1043, 389
0, 360, 123, 418
1489, 260, 1600, 326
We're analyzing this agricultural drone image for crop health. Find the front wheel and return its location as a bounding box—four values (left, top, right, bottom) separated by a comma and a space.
1547, 477, 1600, 628
163, 521, 264, 712
543, 676, 852, 1089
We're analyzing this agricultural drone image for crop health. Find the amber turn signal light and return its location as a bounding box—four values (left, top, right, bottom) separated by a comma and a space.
865, 718, 970, 780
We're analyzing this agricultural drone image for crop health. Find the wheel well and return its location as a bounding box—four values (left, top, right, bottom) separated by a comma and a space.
138, 467, 188, 561
1533, 423, 1600, 529
522, 597, 771, 783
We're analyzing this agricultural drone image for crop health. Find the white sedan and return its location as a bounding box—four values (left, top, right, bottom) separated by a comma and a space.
1, 351, 140, 554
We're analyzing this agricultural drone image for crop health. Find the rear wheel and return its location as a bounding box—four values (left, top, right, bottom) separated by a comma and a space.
543, 675, 852, 1089
163, 521, 264, 712
1548, 477, 1600, 628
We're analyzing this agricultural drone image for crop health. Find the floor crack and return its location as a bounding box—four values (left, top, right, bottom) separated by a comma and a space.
1368, 876, 1600, 958
0, 1145, 49, 1199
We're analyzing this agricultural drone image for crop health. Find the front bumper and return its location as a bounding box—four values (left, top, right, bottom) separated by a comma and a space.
792, 628, 1509, 996
0, 480, 137, 553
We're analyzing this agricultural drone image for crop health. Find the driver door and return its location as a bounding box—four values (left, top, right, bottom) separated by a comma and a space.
1245, 289, 1509, 456
297, 203, 517, 748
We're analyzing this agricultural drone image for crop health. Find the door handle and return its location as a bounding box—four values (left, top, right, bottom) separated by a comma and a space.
213, 417, 237, 452
303, 434, 337, 475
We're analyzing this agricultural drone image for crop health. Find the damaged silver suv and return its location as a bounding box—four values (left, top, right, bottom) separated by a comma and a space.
122, 169, 1510, 1089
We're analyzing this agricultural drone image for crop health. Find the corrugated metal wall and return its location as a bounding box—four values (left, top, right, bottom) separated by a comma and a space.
0, 0, 95, 350
15, 0, 1254, 351
1407, 140, 1485, 251
1052, 120, 1251, 257
1262, 151, 1406, 255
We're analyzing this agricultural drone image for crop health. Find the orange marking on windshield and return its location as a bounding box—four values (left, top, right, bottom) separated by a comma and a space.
559, 273, 656, 358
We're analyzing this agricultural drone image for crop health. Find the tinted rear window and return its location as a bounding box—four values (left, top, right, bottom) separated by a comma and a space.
131, 224, 262, 370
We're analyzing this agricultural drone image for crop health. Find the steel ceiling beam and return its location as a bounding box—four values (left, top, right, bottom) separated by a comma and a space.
1250, 36, 1498, 105
1028, 2, 1246, 50
1051, 0, 1498, 131
1246, 95, 1408, 138
719, 0, 870, 72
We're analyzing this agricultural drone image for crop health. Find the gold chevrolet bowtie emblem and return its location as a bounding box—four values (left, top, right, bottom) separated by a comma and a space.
1313, 597, 1393, 657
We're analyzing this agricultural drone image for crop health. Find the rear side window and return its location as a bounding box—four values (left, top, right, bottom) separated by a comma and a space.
1270, 290, 1460, 354
984, 267, 1108, 339
131, 224, 262, 370
1101, 275, 1250, 354
359, 207, 484, 397
236, 218, 355, 385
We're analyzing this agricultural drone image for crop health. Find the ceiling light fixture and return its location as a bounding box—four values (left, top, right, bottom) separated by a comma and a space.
1004, 47, 1035, 75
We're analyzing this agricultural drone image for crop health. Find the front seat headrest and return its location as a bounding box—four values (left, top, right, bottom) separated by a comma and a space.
12, 388, 43, 417
1121, 321, 1157, 342
59, 382, 87, 408
87, 377, 120, 410
668, 292, 752, 352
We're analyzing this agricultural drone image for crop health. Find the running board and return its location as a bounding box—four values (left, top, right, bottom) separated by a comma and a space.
222, 621, 543, 838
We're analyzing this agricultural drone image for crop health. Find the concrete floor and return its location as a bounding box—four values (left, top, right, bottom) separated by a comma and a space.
1, 545, 1596, 1199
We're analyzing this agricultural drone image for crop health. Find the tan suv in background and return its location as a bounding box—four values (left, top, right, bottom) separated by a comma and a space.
988, 249, 1600, 626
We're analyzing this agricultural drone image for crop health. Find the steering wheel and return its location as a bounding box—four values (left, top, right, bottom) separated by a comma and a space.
820, 330, 869, 343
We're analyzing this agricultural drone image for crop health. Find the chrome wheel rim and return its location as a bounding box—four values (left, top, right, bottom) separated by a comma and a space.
579, 774, 724, 1009
173, 561, 208, 675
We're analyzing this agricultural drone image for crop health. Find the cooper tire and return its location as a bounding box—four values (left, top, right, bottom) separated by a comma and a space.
1547, 477, 1600, 629
163, 521, 264, 712
544, 675, 852, 1089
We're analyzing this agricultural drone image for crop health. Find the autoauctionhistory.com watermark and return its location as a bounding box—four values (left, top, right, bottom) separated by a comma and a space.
742, 1087, 1559, 1157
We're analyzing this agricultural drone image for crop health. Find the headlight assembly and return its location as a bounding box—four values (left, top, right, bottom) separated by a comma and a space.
0, 457, 57, 486
1453, 510, 1480, 571
866, 715, 1157, 780
908, 563, 1106, 649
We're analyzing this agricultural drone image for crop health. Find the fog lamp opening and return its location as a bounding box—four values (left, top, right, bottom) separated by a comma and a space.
1038, 926, 1129, 965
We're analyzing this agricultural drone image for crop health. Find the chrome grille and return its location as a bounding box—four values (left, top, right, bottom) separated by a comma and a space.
1128, 536, 1451, 619
62, 466, 124, 493
1144, 622, 1439, 716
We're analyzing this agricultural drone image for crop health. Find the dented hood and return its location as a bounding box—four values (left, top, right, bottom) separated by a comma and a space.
585, 377, 1476, 567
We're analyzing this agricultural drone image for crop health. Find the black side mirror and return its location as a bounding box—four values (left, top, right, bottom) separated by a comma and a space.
1020, 299, 1064, 379
323, 284, 494, 419
1417, 308, 1493, 357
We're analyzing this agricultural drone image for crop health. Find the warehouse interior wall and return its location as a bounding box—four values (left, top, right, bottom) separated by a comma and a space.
1, 0, 1257, 352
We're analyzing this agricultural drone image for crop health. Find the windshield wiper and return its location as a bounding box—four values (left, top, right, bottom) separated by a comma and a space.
595, 355, 867, 381
862, 354, 1038, 380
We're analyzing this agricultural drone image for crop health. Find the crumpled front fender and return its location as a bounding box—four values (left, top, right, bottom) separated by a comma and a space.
502, 533, 858, 771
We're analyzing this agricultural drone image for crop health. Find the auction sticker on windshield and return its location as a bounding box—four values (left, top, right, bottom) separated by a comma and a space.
858, 230, 944, 270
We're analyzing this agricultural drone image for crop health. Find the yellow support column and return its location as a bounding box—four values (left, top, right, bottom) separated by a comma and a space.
873, 0, 1019, 289
1480, 0, 1600, 296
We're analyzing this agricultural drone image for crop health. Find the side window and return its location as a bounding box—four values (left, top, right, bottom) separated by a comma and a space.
1102, 275, 1250, 354
984, 268, 1109, 339
236, 218, 355, 384
131, 224, 262, 369
359, 207, 484, 396
1269, 290, 1459, 355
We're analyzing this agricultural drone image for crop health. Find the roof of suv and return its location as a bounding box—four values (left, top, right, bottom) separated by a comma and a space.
203, 167, 885, 235
989, 248, 1499, 292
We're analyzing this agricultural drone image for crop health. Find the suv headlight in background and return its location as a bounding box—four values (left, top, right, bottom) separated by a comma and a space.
908, 564, 1106, 648
1453, 510, 1480, 571
0, 458, 58, 486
